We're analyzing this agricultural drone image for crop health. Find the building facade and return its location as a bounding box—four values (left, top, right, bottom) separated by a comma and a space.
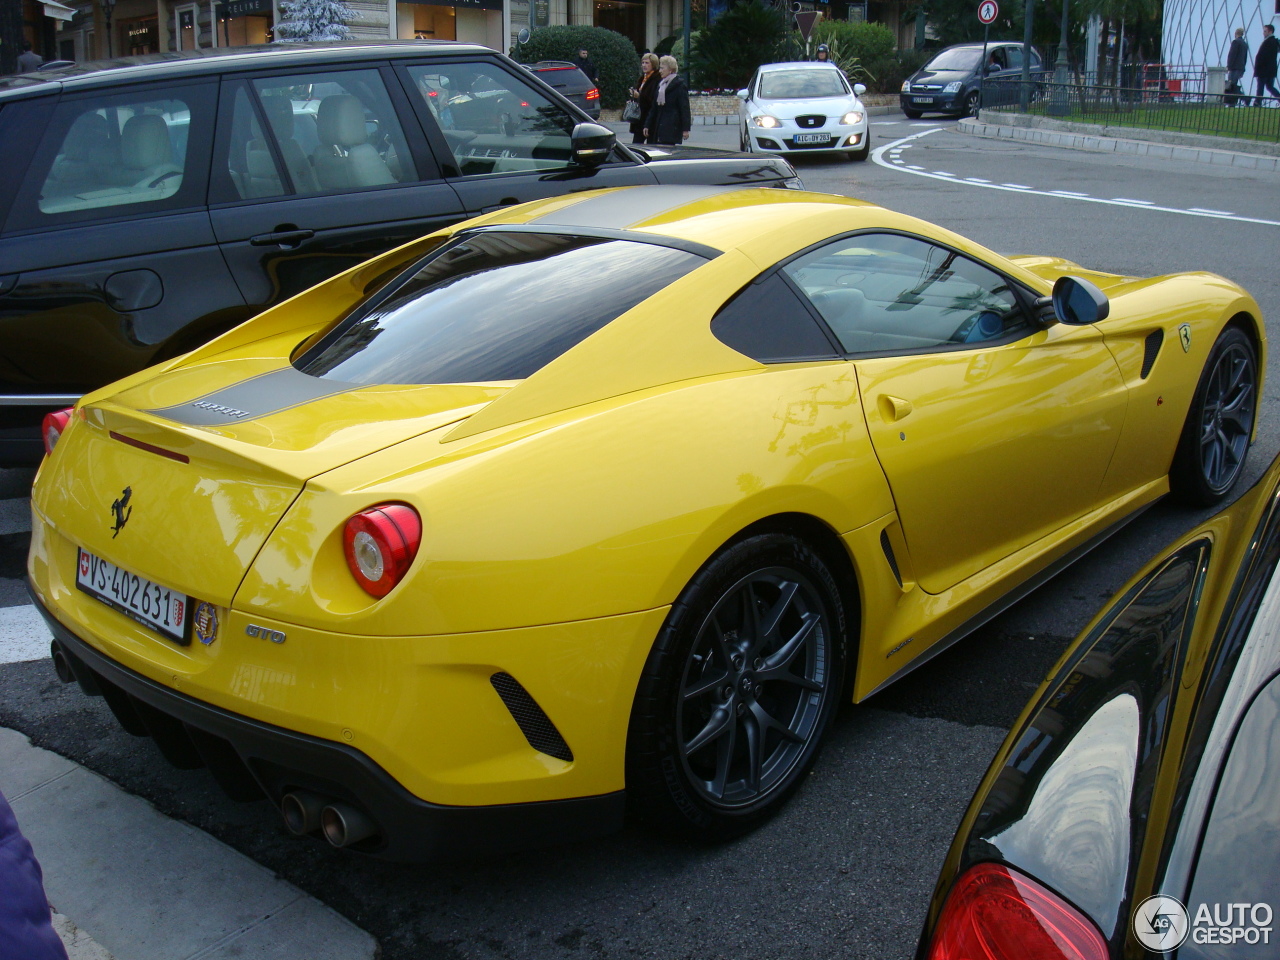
1162, 0, 1279, 71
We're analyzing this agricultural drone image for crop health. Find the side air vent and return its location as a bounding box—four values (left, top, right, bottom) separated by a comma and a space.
880, 528, 903, 588
490, 673, 574, 762
1141, 329, 1163, 378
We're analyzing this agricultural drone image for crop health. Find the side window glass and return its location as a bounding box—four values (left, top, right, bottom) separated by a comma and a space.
782, 233, 1029, 355
226, 86, 285, 200
711, 273, 840, 363
1006, 47, 1024, 70
407, 63, 577, 176
251, 69, 417, 195
38, 94, 193, 215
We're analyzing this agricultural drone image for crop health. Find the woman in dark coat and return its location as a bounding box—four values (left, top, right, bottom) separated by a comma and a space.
629, 53, 661, 144
644, 55, 691, 146
0, 789, 68, 960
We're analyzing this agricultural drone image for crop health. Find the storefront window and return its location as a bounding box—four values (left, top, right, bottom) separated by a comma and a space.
217, 0, 273, 46
121, 16, 159, 55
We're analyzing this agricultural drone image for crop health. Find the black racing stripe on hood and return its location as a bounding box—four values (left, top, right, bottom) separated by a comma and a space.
149, 367, 361, 426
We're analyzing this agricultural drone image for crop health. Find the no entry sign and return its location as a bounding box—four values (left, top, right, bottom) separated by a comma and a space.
978, 0, 998, 23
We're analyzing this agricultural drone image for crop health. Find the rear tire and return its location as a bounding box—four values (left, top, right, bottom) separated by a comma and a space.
626, 533, 848, 840
1170, 325, 1257, 506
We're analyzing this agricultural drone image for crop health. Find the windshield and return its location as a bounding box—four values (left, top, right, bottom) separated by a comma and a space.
759, 70, 849, 100
923, 48, 982, 72
293, 232, 706, 384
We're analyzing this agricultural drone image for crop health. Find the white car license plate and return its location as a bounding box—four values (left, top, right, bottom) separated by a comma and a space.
794, 133, 829, 144
76, 548, 191, 644
913, 97, 934, 104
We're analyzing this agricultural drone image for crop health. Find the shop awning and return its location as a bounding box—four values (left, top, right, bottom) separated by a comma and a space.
42, 0, 75, 21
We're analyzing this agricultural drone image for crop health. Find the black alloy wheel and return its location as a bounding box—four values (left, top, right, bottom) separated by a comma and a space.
1171, 326, 1257, 506
627, 533, 847, 838
964, 90, 981, 116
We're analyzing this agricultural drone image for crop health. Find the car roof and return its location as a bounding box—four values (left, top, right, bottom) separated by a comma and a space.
0, 41, 495, 99
758, 61, 843, 72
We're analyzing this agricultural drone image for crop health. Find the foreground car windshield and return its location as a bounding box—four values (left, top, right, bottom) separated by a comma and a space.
294, 232, 705, 384
923, 49, 982, 72
759, 70, 849, 99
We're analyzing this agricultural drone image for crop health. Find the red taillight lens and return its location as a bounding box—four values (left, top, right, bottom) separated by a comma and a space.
927, 863, 1108, 960
342, 503, 422, 598
42, 407, 73, 456
585, 86, 600, 100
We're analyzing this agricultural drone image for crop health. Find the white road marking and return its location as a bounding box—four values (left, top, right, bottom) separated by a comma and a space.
1050, 190, 1090, 197
0, 498, 30, 536
875, 120, 901, 125
910, 123, 942, 128
964, 177, 991, 183
0, 605, 52, 664
870, 128, 1280, 227
1111, 198, 1154, 204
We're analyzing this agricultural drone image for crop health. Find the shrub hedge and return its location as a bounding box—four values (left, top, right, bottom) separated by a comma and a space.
511, 25, 639, 108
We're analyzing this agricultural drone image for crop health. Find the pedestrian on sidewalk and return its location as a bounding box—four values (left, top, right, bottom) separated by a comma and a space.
1253, 23, 1279, 106
1226, 27, 1248, 98
573, 48, 598, 86
643, 55, 691, 145
0, 788, 69, 959
628, 53, 660, 144
17, 42, 44, 73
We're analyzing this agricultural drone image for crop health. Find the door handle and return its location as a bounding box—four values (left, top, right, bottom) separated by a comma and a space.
878, 395, 914, 422
250, 229, 315, 248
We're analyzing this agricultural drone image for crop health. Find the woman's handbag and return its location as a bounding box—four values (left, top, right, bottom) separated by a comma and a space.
621, 99, 642, 122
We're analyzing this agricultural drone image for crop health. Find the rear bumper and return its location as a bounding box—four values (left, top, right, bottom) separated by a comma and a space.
32, 590, 626, 861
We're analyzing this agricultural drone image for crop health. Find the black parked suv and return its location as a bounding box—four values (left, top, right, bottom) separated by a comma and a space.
0, 42, 800, 463
900, 42, 1045, 118
524, 61, 600, 119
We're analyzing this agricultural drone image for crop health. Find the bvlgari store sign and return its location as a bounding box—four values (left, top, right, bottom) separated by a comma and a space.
217, 0, 272, 17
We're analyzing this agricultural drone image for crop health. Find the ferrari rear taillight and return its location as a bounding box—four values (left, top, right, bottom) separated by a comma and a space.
342, 503, 422, 598
926, 863, 1108, 960
42, 407, 73, 456
585, 87, 600, 100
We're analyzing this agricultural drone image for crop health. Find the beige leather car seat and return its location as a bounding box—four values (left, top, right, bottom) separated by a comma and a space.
255, 94, 320, 194
111, 113, 182, 189
311, 95, 395, 190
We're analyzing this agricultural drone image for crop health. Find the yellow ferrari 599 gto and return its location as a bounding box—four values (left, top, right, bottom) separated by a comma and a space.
27, 186, 1264, 859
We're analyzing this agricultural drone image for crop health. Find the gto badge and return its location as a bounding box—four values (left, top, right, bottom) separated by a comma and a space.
1179, 323, 1192, 353
110, 486, 133, 538
193, 602, 220, 645
245, 624, 286, 644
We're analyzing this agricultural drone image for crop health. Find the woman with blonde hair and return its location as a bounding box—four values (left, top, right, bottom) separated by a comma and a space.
628, 52, 661, 144
643, 54, 691, 145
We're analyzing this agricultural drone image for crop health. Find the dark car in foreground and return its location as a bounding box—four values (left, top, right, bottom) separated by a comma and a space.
523, 61, 600, 119
0, 42, 799, 463
917, 450, 1280, 960
901, 42, 1046, 118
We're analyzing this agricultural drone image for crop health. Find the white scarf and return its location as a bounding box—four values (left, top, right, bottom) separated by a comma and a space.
657, 73, 676, 105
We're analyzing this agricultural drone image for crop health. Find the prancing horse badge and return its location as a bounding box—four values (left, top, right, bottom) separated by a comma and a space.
1178, 323, 1192, 353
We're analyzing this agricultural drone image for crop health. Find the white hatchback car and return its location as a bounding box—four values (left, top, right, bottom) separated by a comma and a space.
737, 62, 870, 160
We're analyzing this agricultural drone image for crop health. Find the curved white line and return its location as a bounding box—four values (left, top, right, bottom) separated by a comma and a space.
871, 129, 1280, 228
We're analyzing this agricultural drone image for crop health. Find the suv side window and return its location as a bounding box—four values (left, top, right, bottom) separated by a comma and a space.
250, 68, 418, 195
782, 233, 1031, 355
18, 84, 213, 225
405, 63, 578, 176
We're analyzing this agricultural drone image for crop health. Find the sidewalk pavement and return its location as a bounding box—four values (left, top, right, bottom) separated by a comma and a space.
2, 727, 377, 960
960, 114, 1280, 172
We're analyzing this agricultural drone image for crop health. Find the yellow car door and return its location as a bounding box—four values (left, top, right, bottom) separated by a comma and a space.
782, 232, 1128, 595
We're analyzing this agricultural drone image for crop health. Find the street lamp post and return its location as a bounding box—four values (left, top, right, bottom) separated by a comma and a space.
1048, 0, 1071, 115
102, 0, 117, 57
1018, 0, 1033, 109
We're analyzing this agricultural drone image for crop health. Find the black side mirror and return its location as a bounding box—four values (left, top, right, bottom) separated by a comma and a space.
571, 122, 616, 168
1052, 275, 1110, 326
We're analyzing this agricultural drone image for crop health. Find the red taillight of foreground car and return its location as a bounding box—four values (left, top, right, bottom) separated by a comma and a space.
927, 863, 1108, 960
42, 407, 74, 456
585, 86, 600, 100
342, 504, 422, 598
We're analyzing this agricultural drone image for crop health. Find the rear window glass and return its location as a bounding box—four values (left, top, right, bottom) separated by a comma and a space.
293, 232, 705, 384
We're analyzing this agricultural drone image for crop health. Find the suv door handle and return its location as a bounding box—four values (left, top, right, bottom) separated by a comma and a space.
250, 229, 315, 248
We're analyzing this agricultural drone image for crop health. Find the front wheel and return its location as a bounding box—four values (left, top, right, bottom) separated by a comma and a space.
847, 135, 870, 161
1170, 326, 1257, 506
903, 107, 922, 120
964, 91, 981, 116
626, 533, 848, 839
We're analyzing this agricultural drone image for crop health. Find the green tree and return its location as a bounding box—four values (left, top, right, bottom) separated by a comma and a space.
690, 0, 785, 88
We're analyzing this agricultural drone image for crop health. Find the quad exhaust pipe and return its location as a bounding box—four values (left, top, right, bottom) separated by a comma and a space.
280, 792, 379, 848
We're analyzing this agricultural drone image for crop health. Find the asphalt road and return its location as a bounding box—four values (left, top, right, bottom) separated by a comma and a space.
3, 116, 1279, 960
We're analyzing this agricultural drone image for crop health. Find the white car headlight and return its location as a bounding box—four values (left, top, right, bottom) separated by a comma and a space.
901, 80, 912, 92
841, 111, 864, 125
944, 81, 962, 93
751, 115, 781, 128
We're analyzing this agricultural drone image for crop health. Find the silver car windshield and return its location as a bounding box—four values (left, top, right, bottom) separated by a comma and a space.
758, 70, 849, 100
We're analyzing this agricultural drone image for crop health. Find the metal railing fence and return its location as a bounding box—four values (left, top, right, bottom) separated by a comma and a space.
979, 80, 1280, 143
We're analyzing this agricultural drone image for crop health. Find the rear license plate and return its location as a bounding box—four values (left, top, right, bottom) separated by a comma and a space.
76, 548, 191, 644
913, 97, 934, 104
794, 132, 830, 144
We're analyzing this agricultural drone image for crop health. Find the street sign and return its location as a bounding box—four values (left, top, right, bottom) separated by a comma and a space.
977, 0, 998, 24
795, 10, 821, 42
